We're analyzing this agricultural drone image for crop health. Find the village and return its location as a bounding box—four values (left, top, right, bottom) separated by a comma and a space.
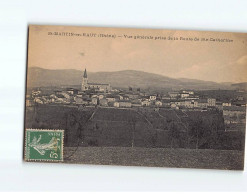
26, 69, 246, 128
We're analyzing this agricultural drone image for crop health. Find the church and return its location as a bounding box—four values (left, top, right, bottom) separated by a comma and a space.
81, 68, 111, 92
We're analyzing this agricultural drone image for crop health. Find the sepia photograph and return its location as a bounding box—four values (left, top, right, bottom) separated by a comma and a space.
25, 25, 247, 170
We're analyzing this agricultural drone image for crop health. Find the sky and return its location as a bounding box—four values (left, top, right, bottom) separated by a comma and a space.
28, 25, 247, 83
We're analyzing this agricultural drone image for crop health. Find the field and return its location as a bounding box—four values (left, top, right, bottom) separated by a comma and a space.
25, 105, 245, 150
25, 104, 245, 169
63, 147, 244, 170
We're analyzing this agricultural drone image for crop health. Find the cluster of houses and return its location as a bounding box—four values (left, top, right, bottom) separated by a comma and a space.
26, 87, 246, 129
26, 88, 246, 111
26, 68, 246, 127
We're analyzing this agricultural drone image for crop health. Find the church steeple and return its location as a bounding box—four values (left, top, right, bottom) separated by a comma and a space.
81, 68, 88, 91
83, 68, 87, 78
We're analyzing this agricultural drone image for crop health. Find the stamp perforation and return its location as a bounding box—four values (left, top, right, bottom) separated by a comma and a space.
24, 128, 64, 162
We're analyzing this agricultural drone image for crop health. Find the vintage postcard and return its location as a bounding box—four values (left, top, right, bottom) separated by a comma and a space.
24, 25, 247, 170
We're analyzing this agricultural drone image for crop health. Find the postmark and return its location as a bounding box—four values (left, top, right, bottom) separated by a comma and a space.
25, 129, 64, 162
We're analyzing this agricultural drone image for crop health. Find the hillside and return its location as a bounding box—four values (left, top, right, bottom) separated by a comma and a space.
27, 67, 234, 90
231, 82, 247, 90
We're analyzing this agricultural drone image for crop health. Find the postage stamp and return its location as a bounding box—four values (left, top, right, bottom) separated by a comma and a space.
25, 129, 64, 162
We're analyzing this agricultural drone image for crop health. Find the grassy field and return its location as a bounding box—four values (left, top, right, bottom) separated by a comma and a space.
63, 147, 244, 170
26, 105, 245, 150
26, 105, 245, 170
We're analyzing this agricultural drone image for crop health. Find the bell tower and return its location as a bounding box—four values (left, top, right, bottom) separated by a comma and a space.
81, 68, 88, 91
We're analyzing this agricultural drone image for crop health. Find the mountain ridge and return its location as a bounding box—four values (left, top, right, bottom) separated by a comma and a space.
27, 67, 237, 90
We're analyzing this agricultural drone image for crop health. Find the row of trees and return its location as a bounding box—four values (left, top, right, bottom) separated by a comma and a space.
165, 110, 244, 150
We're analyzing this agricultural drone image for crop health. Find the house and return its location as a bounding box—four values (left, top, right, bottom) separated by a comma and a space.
181, 93, 190, 98
98, 94, 104, 100
195, 99, 208, 108
34, 98, 43, 104
32, 90, 41, 96
149, 95, 157, 101
91, 94, 98, 98
172, 101, 181, 107
123, 95, 130, 100
50, 94, 57, 99
171, 103, 179, 109
54, 90, 63, 95
155, 100, 162, 107
99, 98, 108, 106
112, 95, 121, 101
182, 90, 194, 95
114, 102, 120, 108
61, 92, 71, 100
75, 96, 86, 105
183, 100, 194, 108
119, 95, 123, 100
173, 100, 193, 108
141, 100, 150, 107
222, 102, 231, 107
162, 99, 171, 107
66, 88, 76, 95
56, 94, 66, 103
91, 97, 98, 105
41, 96, 50, 104
108, 101, 115, 107
119, 101, 132, 108
131, 99, 142, 107
132, 103, 141, 107
168, 92, 179, 98
207, 98, 216, 107
127, 93, 140, 99
141, 96, 150, 101
106, 95, 116, 102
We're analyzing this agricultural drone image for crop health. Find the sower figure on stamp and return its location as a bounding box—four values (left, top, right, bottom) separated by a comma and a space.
29, 135, 60, 155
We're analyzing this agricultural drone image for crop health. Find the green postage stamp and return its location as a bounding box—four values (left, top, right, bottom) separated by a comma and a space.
25, 129, 64, 162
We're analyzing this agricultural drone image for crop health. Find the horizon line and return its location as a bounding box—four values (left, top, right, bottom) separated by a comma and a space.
28, 66, 244, 84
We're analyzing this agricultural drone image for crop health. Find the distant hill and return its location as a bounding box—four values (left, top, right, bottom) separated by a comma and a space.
231, 82, 247, 90
27, 67, 235, 90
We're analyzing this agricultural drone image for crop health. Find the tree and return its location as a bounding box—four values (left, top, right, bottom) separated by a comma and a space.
129, 117, 137, 147
168, 121, 180, 148
188, 116, 204, 149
